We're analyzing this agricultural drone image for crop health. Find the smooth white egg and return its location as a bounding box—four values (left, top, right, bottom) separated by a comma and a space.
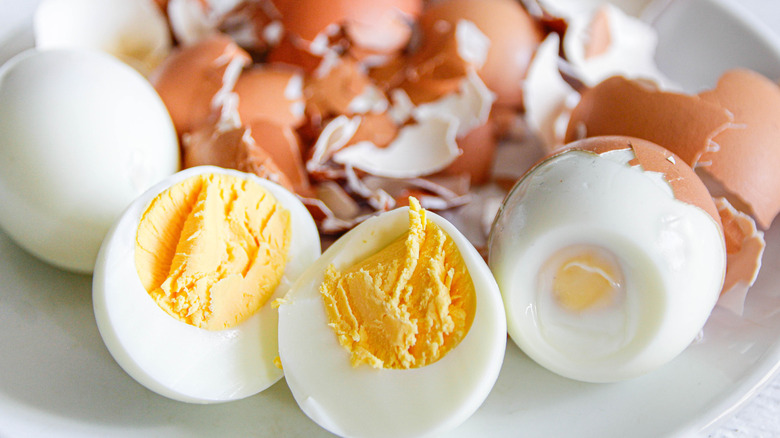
277, 205, 507, 438
92, 166, 321, 403
489, 146, 726, 382
0, 48, 179, 273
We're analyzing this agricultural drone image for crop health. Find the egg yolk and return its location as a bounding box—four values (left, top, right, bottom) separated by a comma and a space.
135, 173, 291, 330
543, 245, 624, 313
320, 198, 476, 369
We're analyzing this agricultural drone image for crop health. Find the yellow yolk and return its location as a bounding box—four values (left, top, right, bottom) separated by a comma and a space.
548, 247, 623, 312
134, 173, 291, 330
320, 198, 476, 369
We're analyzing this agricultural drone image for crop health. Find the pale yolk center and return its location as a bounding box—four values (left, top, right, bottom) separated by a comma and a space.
134, 173, 291, 330
549, 247, 623, 313
320, 198, 476, 369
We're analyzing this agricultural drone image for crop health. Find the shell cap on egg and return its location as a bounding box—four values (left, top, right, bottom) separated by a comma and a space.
551, 136, 722, 228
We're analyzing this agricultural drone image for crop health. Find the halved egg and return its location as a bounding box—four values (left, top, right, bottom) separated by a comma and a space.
277, 198, 506, 438
489, 136, 726, 382
92, 165, 320, 403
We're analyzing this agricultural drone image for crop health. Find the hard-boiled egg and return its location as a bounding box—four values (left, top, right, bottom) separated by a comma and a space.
277, 198, 506, 438
92, 165, 320, 403
0, 49, 179, 273
489, 136, 726, 382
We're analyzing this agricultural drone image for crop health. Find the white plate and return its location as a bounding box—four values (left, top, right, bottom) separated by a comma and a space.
1, 1, 779, 437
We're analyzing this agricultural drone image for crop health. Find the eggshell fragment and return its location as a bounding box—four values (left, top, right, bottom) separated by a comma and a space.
34, 0, 172, 76
150, 34, 251, 135
714, 197, 765, 315
698, 69, 780, 229
418, 0, 543, 106
270, 0, 421, 54
182, 123, 294, 192
441, 121, 497, 185
234, 66, 306, 128
561, 4, 672, 88
565, 76, 733, 167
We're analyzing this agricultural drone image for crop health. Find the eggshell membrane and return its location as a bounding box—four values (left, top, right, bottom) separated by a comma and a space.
150, 34, 251, 135
234, 66, 306, 128
92, 165, 321, 403
564, 136, 721, 226
698, 69, 780, 229
271, 0, 421, 53
564, 76, 734, 167
418, 0, 544, 106
277, 205, 506, 438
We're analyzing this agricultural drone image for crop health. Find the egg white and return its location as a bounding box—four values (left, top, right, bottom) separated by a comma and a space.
488, 150, 726, 382
92, 165, 320, 403
277, 206, 507, 438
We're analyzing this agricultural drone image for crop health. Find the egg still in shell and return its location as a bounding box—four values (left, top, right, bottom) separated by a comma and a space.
489, 136, 726, 382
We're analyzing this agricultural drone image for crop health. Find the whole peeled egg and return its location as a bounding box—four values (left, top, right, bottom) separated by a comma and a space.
277, 198, 506, 438
489, 136, 726, 382
93, 165, 321, 403
0, 49, 179, 273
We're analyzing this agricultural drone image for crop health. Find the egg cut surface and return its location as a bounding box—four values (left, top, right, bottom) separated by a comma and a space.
277, 198, 507, 438
93, 166, 320, 403
488, 137, 726, 382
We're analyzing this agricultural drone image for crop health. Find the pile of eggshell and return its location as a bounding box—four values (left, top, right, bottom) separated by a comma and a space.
2, 0, 778, 310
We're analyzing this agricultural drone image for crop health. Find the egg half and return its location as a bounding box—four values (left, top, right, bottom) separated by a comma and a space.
489, 136, 726, 382
277, 198, 506, 438
92, 166, 320, 403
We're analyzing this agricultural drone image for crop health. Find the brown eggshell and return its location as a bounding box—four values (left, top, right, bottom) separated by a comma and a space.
304, 57, 373, 119
346, 112, 399, 149
564, 76, 734, 167
440, 121, 497, 185
150, 34, 251, 135
561, 136, 722, 227
182, 123, 294, 192
247, 119, 312, 196
234, 66, 306, 128
698, 69, 780, 229
584, 6, 611, 59
418, 0, 544, 107
715, 197, 765, 298
270, 0, 421, 53
265, 34, 323, 74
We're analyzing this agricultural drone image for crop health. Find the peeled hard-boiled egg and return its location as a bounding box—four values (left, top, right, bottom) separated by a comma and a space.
0, 49, 179, 273
93, 166, 320, 403
277, 198, 506, 438
489, 136, 726, 382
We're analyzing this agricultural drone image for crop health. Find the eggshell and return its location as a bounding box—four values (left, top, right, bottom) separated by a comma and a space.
270, 0, 421, 54
34, 0, 172, 76
150, 34, 251, 135
0, 49, 179, 273
564, 136, 721, 225
564, 76, 734, 167
182, 123, 294, 192
247, 119, 311, 196
418, 0, 544, 106
698, 69, 780, 229
441, 121, 497, 185
234, 66, 306, 128
714, 197, 765, 315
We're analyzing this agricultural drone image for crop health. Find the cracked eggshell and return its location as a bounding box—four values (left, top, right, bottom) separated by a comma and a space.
34, 0, 172, 76
698, 69, 780, 229
0, 49, 179, 273
565, 76, 733, 167
715, 197, 765, 315
418, 0, 543, 107
150, 34, 251, 136
234, 66, 306, 128
561, 4, 672, 88
271, 0, 421, 54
